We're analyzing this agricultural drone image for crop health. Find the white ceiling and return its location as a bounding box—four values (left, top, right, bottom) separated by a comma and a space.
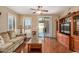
7, 6, 71, 15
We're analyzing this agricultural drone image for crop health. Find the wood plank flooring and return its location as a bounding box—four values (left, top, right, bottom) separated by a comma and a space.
15, 38, 71, 53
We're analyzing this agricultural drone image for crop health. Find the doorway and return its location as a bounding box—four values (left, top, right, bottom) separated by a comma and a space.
38, 16, 52, 39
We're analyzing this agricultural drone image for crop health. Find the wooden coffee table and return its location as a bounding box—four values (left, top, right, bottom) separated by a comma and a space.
27, 39, 42, 53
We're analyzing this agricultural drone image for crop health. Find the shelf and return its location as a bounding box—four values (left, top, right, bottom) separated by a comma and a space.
73, 15, 79, 36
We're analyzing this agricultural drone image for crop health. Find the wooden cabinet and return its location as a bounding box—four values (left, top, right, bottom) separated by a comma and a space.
56, 14, 71, 50
57, 33, 70, 49
73, 36, 79, 52
73, 15, 79, 35
70, 13, 79, 52
70, 36, 79, 52
57, 11, 79, 52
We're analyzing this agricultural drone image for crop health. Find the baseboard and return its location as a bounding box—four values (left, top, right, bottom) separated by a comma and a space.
38, 36, 56, 39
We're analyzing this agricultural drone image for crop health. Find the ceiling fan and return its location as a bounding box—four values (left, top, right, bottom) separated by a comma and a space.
30, 6, 48, 14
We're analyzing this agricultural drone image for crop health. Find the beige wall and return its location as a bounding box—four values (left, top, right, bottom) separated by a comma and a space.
19, 14, 38, 31
19, 14, 57, 38
52, 15, 58, 38
0, 6, 58, 38
17, 7, 79, 38
0, 6, 19, 33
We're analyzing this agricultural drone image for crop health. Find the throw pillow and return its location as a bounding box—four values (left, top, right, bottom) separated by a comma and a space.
0, 36, 5, 47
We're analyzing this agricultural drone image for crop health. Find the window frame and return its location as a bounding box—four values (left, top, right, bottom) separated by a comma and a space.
8, 13, 16, 32
23, 17, 32, 33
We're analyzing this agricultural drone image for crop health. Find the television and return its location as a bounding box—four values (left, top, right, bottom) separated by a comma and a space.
63, 23, 70, 35
60, 24, 64, 33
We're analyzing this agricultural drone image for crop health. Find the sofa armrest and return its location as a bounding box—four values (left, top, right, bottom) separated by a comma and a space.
0, 42, 13, 50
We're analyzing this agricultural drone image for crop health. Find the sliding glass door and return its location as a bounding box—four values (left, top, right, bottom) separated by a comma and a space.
38, 16, 52, 39
38, 21, 45, 38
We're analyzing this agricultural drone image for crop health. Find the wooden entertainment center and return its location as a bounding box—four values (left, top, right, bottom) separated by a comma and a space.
56, 11, 79, 52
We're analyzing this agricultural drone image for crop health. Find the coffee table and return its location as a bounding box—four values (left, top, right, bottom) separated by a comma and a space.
27, 39, 42, 53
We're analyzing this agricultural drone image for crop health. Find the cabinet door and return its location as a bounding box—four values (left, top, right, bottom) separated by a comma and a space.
71, 15, 79, 52
74, 39, 79, 52
57, 33, 63, 42
72, 36, 79, 52
63, 36, 69, 48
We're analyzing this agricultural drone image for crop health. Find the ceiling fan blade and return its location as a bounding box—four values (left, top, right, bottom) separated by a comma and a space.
41, 10, 48, 12
30, 8, 36, 10
38, 6, 42, 8
33, 12, 36, 14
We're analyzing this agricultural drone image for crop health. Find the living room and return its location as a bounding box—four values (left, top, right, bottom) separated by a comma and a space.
0, 6, 79, 53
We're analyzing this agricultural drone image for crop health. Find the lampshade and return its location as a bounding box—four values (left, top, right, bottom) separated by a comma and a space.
18, 25, 23, 29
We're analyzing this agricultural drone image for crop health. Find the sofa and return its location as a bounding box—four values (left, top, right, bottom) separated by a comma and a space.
0, 31, 24, 53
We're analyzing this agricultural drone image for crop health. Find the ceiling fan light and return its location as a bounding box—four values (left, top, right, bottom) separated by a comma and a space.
36, 11, 42, 14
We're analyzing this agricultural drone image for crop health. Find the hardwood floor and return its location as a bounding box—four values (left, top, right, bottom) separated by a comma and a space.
15, 38, 71, 53
43, 38, 71, 53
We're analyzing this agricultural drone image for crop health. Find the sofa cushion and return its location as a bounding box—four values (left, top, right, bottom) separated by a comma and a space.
0, 32, 11, 43
16, 36, 24, 40
10, 38, 19, 43
11, 36, 24, 42
0, 42, 13, 50
0, 36, 5, 47
7, 31, 16, 39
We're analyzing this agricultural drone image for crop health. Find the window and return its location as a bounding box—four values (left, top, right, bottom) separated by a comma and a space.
24, 18, 32, 32
24, 19, 31, 30
23, 17, 32, 37
8, 15, 16, 31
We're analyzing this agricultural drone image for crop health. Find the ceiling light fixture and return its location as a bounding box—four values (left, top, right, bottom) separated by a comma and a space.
36, 11, 42, 14
30, 6, 48, 15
